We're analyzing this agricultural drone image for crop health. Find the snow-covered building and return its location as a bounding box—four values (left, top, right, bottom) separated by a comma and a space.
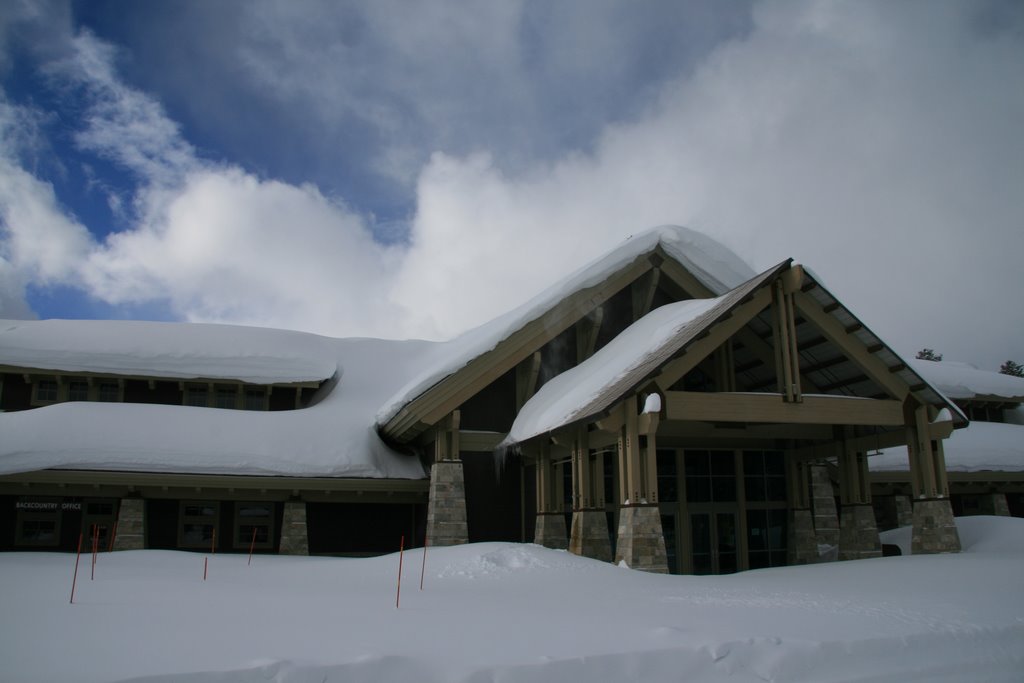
0, 226, 978, 571
870, 360, 1024, 528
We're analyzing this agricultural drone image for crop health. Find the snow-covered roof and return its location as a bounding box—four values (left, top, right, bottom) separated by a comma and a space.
908, 359, 1024, 402
502, 260, 788, 445
870, 421, 1024, 474
0, 330, 432, 479
375, 225, 755, 429
0, 319, 336, 384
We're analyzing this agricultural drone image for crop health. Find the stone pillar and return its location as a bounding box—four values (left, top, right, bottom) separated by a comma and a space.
112, 498, 145, 550
534, 513, 568, 550
570, 510, 612, 561
838, 504, 882, 561
615, 505, 668, 573
978, 492, 1011, 516
911, 499, 961, 554
612, 396, 668, 572
426, 460, 468, 546
279, 501, 309, 555
810, 464, 839, 550
895, 494, 914, 527
904, 401, 960, 554
533, 447, 568, 549
787, 508, 818, 565
786, 457, 816, 565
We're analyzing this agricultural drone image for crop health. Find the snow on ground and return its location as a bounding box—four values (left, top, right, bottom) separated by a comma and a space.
2, 517, 1022, 683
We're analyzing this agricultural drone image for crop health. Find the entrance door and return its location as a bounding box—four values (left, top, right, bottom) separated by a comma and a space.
690, 511, 738, 575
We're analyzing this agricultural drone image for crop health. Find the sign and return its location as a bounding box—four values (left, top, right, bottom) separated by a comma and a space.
15, 500, 81, 511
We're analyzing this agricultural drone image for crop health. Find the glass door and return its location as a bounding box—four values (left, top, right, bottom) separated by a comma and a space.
689, 511, 738, 575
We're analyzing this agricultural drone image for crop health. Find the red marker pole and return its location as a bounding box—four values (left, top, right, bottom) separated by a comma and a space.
247, 527, 258, 566
211, 527, 216, 555
203, 556, 208, 581
70, 532, 83, 604
419, 538, 428, 591
395, 535, 405, 609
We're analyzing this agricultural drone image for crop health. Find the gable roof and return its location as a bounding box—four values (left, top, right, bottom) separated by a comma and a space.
502, 260, 790, 445
375, 225, 756, 443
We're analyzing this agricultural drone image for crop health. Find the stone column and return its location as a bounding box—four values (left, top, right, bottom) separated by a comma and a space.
533, 445, 568, 549
279, 501, 309, 555
911, 499, 961, 554
838, 505, 882, 560
425, 411, 469, 546
905, 401, 960, 554
894, 494, 914, 527
615, 505, 668, 573
426, 460, 469, 546
613, 397, 668, 573
112, 498, 145, 550
837, 443, 882, 561
786, 458, 817, 565
568, 428, 611, 561
810, 464, 839, 551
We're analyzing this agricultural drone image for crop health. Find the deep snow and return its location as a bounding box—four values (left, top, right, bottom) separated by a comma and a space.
1, 516, 1021, 683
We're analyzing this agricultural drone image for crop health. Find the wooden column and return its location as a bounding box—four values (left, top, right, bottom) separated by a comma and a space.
534, 443, 568, 549
569, 427, 611, 561
772, 279, 802, 403
787, 455, 817, 565
837, 429, 881, 561
903, 398, 960, 554
614, 395, 668, 573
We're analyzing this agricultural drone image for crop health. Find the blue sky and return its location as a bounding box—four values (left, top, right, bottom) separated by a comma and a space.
1, 0, 1022, 369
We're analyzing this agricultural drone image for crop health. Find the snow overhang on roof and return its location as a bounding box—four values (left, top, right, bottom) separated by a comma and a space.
375, 225, 757, 443
907, 359, 1024, 403
0, 319, 337, 385
501, 260, 791, 446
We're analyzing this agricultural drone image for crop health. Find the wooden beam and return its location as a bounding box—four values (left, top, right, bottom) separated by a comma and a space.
632, 268, 661, 321
664, 391, 905, 426
576, 308, 604, 362
792, 291, 909, 400
515, 351, 542, 410
654, 287, 772, 392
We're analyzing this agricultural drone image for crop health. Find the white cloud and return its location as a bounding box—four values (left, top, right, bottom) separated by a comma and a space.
0, 0, 1021, 373
396, 0, 1024, 367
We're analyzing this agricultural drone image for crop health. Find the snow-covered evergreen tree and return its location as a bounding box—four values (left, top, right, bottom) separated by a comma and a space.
915, 348, 943, 362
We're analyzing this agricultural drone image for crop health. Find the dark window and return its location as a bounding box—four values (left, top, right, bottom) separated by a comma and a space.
98, 382, 120, 402
235, 502, 274, 549
657, 449, 678, 502
243, 388, 266, 411
35, 379, 58, 402
215, 386, 237, 409
744, 450, 787, 503
685, 451, 736, 503
68, 381, 89, 401
747, 509, 788, 569
185, 386, 208, 407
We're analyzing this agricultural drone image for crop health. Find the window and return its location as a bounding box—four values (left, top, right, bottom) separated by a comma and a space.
214, 386, 238, 409
15, 499, 62, 546
234, 502, 275, 550
179, 501, 219, 549
243, 388, 267, 411
744, 451, 787, 503
68, 381, 89, 401
184, 385, 209, 407
657, 449, 678, 502
98, 382, 121, 402
685, 450, 736, 503
35, 378, 58, 403
747, 509, 787, 569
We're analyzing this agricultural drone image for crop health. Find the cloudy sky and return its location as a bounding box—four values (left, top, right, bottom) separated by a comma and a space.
1, 0, 1021, 369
